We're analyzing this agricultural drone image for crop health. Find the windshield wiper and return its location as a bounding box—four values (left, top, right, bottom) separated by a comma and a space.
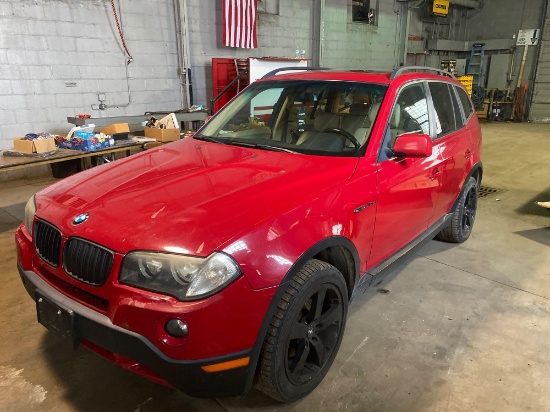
193, 134, 221, 143
228, 140, 298, 154
257, 144, 299, 154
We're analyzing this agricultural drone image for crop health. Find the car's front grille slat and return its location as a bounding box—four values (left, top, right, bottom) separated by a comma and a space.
34, 220, 62, 267
63, 238, 114, 286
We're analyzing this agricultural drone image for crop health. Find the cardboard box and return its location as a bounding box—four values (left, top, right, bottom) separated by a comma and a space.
144, 127, 180, 142
100, 123, 130, 135
13, 137, 56, 154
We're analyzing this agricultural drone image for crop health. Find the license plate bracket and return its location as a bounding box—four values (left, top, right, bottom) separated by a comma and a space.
36, 291, 79, 348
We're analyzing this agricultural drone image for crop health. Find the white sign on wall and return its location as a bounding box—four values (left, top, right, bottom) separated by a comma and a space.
517, 29, 540, 46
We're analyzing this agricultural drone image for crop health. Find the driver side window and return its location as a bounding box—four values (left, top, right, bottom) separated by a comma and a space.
379, 83, 430, 162
390, 83, 430, 142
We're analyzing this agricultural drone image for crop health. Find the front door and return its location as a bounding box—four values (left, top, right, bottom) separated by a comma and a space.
369, 82, 442, 266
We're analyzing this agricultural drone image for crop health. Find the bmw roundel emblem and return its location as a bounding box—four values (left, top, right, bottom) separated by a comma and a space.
73, 213, 89, 225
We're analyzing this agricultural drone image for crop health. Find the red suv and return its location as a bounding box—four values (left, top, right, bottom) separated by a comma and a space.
16, 67, 482, 402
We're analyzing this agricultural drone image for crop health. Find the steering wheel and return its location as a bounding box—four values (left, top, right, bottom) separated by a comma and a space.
321, 128, 361, 149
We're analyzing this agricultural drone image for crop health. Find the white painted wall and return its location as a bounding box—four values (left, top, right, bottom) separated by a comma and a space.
0, 0, 182, 150
0, 0, 406, 151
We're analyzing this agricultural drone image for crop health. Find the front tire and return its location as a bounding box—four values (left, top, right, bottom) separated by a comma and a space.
256, 259, 348, 402
437, 176, 478, 243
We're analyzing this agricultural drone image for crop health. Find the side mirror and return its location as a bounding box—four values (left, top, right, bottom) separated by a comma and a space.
393, 133, 432, 157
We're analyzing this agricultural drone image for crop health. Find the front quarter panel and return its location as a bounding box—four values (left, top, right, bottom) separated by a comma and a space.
222, 158, 379, 290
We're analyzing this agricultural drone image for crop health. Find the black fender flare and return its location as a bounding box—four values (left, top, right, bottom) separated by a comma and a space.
451, 161, 483, 213
242, 236, 360, 393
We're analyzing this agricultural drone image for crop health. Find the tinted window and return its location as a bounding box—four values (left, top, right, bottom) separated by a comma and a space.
449, 85, 464, 129
391, 83, 430, 137
429, 82, 456, 138
378, 83, 430, 161
456, 86, 473, 120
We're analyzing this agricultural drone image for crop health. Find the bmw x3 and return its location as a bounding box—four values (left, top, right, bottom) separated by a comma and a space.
16, 66, 482, 402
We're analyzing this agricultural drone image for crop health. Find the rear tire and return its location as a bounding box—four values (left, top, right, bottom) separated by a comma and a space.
437, 176, 478, 243
256, 259, 348, 402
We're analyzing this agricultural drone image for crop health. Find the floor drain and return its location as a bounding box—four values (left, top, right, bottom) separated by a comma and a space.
478, 185, 506, 198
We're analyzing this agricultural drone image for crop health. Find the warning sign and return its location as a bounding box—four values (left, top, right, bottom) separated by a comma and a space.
517, 29, 540, 46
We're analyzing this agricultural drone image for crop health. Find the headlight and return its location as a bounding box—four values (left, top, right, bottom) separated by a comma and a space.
24, 195, 36, 235
120, 251, 241, 300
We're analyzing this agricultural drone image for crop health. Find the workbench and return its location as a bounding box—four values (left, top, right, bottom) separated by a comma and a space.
2, 112, 207, 176
0, 140, 145, 173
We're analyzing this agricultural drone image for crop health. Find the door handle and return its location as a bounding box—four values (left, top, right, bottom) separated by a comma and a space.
429, 168, 441, 180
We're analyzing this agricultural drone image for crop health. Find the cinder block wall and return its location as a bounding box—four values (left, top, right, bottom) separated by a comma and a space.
0, 0, 404, 151
186, 0, 317, 107
187, 0, 403, 106
322, 0, 401, 70
0, 0, 182, 150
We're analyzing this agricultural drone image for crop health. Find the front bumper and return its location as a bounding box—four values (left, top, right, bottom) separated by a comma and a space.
19, 265, 253, 398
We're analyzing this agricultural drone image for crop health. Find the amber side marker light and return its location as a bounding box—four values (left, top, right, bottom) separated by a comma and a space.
201, 357, 250, 372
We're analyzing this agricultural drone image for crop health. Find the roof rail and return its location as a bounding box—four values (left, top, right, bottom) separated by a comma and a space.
261, 66, 330, 79
390, 66, 456, 80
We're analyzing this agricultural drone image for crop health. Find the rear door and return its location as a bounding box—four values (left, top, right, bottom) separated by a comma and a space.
427, 82, 473, 224
369, 82, 442, 266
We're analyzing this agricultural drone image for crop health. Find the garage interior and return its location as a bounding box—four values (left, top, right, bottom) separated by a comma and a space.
1, 0, 549, 410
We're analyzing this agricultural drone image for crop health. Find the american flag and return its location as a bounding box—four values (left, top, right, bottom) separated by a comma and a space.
222, 0, 258, 49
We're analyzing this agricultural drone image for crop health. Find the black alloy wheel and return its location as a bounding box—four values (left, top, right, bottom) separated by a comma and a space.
461, 182, 478, 236
257, 259, 348, 402
437, 176, 479, 243
285, 282, 344, 385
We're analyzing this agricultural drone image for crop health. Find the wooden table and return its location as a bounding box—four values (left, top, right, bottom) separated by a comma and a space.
0, 140, 144, 173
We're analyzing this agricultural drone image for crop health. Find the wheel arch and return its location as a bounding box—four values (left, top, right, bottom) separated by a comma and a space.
471, 162, 483, 187
453, 161, 483, 212
286, 236, 359, 300
243, 236, 360, 393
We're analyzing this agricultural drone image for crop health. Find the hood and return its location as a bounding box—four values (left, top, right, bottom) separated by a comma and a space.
37, 138, 359, 256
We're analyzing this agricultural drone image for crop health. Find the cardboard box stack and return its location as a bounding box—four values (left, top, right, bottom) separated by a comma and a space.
13, 135, 56, 154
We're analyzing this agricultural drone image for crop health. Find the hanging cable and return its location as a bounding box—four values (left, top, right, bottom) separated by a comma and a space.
111, 0, 133, 64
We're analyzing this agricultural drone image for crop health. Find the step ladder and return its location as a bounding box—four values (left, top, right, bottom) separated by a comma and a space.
467, 43, 485, 88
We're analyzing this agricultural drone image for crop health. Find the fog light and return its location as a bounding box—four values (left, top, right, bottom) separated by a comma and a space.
165, 319, 188, 338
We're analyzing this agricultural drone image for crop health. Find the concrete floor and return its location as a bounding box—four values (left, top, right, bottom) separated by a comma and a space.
0, 122, 549, 411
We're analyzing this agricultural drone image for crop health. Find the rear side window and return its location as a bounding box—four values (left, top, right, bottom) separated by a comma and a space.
456, 86, 473, 120
428, 82, 456, 138
449, 85, 464, 129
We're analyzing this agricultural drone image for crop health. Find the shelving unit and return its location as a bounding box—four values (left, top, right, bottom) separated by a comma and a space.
476, 88, 513, 121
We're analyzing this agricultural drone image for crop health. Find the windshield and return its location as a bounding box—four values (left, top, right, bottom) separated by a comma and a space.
198, 80, 387, 156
